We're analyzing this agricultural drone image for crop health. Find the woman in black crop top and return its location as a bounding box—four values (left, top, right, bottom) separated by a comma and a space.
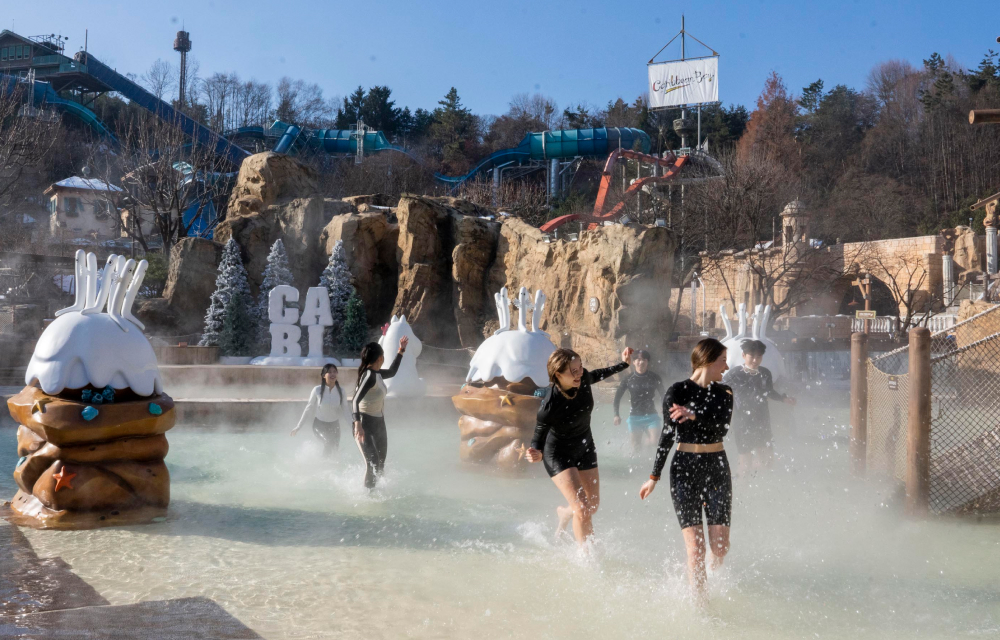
526, 346, 632, 547
638, 338, 733, 606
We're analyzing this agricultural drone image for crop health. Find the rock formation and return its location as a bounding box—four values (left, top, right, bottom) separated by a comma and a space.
136, 237, 223, 335
139, 153, 677, 361
321, 212, 399, 325
487, 219, 675, 366
216, 153, 330, 293
9, 251, 175, 529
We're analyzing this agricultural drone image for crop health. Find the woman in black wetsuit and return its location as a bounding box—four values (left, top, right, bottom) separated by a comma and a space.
526, 346, 633, 547
639, 338, 733, 604
352, 337, 408, 489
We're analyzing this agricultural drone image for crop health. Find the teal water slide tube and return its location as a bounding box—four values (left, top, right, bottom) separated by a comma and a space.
1, 74, 113, 139
434, 127, 652, 185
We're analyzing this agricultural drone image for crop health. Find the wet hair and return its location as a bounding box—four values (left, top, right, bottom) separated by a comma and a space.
741, 339, 766, 357
319, 363, 343, 404
357, 342, 384, 388
634, 349, 651, 361
691, 338, 727, 372
547, 348, 581, 384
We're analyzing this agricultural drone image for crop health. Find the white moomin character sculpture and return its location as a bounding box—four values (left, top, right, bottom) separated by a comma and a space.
377, 315, 425, 397
719, 302, 786, 382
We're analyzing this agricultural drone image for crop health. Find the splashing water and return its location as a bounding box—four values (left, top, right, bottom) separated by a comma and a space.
2, 400, 998, 639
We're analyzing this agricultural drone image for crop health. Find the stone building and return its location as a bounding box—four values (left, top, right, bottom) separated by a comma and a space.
671, 199, 987, 335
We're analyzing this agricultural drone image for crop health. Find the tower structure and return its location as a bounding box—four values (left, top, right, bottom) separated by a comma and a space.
780, 199, 810, 262
173, 30, 191, 108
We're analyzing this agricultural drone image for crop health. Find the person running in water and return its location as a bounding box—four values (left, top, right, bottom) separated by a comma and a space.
639, 338, 733, 606
526, 346, 633, 547
613, 349, 664, 453
723, 339, 796, 475
352, 337, 408, 489
291, 363, 347, 457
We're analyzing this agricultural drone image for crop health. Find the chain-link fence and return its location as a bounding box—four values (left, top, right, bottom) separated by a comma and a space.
865, 304, 1000, 514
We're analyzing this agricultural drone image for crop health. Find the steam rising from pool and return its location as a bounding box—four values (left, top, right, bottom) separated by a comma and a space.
3, 398, 998, 639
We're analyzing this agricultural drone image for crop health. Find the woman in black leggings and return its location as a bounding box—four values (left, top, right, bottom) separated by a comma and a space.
352, 337, 407, 489
639, 338, 733, 605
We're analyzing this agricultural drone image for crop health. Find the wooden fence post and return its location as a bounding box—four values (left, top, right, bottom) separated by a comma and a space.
850, 332, 869, 476
906, 327, 932, 516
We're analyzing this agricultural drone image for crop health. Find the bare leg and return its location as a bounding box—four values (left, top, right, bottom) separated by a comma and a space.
555, 505, 573, 537
551, 467, 597, 546
646, 428, 659, 447
629, 430, 643, 455
706, 524, 730, 571
681, 525, 708, 606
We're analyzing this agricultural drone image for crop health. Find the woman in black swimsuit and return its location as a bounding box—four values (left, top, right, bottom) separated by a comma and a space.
526, 346, 633, 547
639, 338, 733, 605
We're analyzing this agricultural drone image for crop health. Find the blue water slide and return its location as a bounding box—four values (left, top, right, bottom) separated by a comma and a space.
73, 52, 249, 166
2, 74, 113, 139
435, 127, 651, 185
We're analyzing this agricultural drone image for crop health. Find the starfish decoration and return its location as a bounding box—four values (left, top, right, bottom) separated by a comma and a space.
32, 398, 52, 414
516, 443, 528, 460
500, 394, 514, 408
53, 466, 77, 492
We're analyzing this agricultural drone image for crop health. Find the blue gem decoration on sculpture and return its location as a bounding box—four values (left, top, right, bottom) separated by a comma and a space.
102, 385, 115, 402
81, 389, 92, 402
91, 394, 103, 405
533, 388, 546, 397
148, 403, 163, 416
467, 438, 476, 446
81, 406, 99, 421
16, 456, 26, 468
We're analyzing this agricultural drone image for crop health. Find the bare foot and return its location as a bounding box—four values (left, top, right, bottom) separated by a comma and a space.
555, 505, 573, 537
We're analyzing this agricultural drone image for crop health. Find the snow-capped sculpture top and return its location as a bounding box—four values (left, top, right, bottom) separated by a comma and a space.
720, 302, 785, 382
467, 286, 556, 387
378, 315, 425, 397
25, 250, 162, 397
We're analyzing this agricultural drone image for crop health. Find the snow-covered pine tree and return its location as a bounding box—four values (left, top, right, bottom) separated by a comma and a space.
318, 240, 354, 350
256, 239, 296, 351
199, 239, 254, 347
219, 289, 255, 356
340, 291, 369, 352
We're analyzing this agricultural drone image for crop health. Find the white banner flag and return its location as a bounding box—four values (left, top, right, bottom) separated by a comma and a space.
648, 57, 719, 108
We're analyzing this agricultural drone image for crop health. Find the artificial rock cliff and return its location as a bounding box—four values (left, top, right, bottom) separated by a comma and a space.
148, 153, 676, 361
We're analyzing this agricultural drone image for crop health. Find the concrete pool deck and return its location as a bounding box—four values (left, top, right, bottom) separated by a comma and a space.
0, 518, 262, 639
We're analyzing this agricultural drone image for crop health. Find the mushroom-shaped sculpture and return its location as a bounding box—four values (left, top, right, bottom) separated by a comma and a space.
453, 286, 556, 470
9, 251, 175, 529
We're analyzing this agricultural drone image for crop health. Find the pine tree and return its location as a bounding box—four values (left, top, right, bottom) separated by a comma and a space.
219, 289, 254, 356
200, 239, 254, 347
318, 240, 354, 351
340, 291, 368, 353
256, 239, 296, 350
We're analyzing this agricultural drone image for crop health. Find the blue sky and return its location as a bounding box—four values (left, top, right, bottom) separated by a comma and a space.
9, 1, 999, 116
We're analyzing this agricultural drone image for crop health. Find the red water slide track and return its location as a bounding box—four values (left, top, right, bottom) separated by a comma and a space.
539, 149, 688, 233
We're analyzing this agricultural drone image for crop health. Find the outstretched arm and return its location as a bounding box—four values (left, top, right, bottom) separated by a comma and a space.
378, 351, 404, 379
586, 362, 629, 385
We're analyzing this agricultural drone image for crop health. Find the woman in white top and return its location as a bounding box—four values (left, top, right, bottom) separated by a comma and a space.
352, 337, 407, 489
291, 363, 347, 457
